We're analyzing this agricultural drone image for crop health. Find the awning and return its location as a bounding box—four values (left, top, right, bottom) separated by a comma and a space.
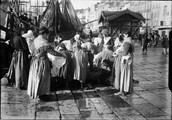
98, 9, 145, 23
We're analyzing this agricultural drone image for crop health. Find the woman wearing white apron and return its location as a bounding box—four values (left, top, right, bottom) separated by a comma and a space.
114, 32, 134, 95
27, 27, 65, 99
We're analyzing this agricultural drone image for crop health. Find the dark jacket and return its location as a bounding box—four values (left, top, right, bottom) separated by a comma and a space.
13, 35, 29, 54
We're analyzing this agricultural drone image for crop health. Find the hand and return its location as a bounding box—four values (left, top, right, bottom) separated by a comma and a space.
28, 54, 32, 58
5, 40, 10, 45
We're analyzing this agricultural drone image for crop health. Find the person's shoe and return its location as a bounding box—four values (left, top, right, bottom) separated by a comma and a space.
124, 92, 130, 96
114, 91, 123, 96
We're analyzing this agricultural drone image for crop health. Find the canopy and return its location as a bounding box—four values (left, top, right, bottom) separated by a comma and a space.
98, 9, 145, 40
98, 9, 145, 23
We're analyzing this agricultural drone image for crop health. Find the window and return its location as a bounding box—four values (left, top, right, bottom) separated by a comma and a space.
163, 6, 167, 16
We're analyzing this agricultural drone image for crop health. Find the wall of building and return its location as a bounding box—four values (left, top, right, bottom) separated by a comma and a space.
76, 0, 172, 36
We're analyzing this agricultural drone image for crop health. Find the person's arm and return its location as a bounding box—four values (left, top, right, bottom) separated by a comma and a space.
109, 53, 114, 62
94, 52, 103, 66
20, 37, 30, 54
46, 45, 66, 57
107, 38, 114, 49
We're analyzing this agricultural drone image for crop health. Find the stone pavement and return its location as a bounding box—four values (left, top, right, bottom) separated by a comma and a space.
1, 46, 171, 120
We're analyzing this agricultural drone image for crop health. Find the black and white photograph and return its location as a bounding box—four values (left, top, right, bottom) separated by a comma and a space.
0, 0, 171, 119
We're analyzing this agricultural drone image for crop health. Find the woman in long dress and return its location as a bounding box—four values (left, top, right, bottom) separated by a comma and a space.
72, 42, 88, 88
112, 34, 124, 89
114, 31, 134, 95
6, 29, 30, 89
27, 27, 65, 99
101, 29, 114, 51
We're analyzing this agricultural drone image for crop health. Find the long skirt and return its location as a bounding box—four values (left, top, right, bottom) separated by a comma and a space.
73, 50, 88, 85
27, 56, 51, 99
112, 55, 122, 89
120, 56, 133, 93
6, 50, 29, 89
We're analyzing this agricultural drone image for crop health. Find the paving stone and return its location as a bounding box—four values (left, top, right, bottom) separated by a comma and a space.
36, 101, 59, 112
36, 111, 60, 119
151, 89, 172, 101
120, 115, 147, 120
85, 90, 100, 98
58, 100, 80, 114
134, 90, 150, 96
1, 103, 35, 119
159, 107, 171, 116
101, 113, 120, 120
147, 115, 172, 120
61, 114, 81, 120
116, 107, 141, 116
80, 110, 103, 119
100, 95, 130, 108
133, 86, 147, 91
91, 101, 113, 114
76, 98, 96, 111
124, 97, 149, 105
139, 84, 165, 90
133, 103, 168, 118
139, 93, 170, 108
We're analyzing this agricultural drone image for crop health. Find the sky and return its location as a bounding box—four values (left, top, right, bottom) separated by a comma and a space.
29, 0, 101, 10
71, 0, 101, 9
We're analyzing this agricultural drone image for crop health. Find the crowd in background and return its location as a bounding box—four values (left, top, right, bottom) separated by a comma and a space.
139, 30, 169, 55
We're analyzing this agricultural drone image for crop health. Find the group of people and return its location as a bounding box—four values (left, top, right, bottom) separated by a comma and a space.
93, 30, 134, 95
4, 26, 135, 100
140, 30, 169, 55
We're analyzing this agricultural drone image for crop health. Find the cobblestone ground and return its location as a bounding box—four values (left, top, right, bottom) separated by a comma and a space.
1, 46, 171, 120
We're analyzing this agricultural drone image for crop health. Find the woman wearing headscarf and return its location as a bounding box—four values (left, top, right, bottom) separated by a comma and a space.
27, 27, 65, 99
72, 42, 88, 89
6, 29, 30, 89
22, 30, 35, 54
114, 31, 134, 95
112, 34, 124, 88
93, 32, 103, 53
101, 29, 114, 51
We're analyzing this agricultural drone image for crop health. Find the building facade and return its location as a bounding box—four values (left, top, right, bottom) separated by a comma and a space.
76, 0, 172, 37
128, 1, 172, 37
18, 0, 49, 17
